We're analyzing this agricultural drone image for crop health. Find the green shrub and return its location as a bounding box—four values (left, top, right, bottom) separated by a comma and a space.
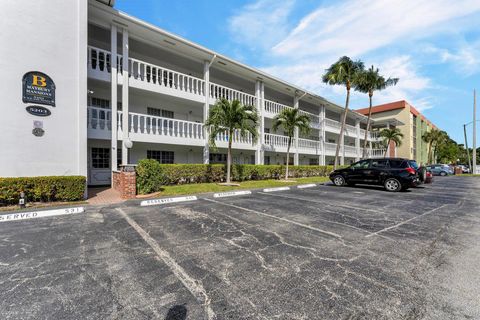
0, 176, 86, 205
136, 159, 164, 194
135, 161, 337, 194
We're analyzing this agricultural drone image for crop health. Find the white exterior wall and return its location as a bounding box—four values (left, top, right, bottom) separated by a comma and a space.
0, 0, 87, 177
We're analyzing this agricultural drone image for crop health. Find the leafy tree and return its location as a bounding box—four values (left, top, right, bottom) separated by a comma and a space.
322, 56, 364, 168
272, 108, 310, 180
379, 128, 404, 158
205, 99, 258, 184
422, 129, 445, 164
355, 66, 398, 157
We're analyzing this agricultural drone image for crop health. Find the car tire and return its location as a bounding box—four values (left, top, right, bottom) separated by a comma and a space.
440, 171, 447, 176
333, 175, 346, 186
384, 178, 402, 192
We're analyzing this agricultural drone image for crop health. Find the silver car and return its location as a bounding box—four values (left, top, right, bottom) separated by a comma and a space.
426, 164, 453, 176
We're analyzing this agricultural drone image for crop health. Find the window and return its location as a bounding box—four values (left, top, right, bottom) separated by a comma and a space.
390, 160, 407, 168
147, 150, 174, 164
90, 97, 110, 109
147, 107, 174, 118
210, 153, 227, 164
91, 148, 110, 169
371, 159, 389, 168
309, 158, 319, 165
264, 156, 271, 165
351, 160, 370, 169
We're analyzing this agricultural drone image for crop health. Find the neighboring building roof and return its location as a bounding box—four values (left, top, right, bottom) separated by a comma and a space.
355, 100, 438, 130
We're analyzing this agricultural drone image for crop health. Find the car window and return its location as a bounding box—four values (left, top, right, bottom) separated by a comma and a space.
351, 160, 370, 169
371, 159, 389, 168
408, 160, 419, 170
389, 160, 407, 168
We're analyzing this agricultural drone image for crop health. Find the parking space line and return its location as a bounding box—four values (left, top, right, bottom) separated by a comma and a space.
365, 204, 450, 238
116, 208, 216, 320
258, 191, 388, 215
204, 198, 344, 240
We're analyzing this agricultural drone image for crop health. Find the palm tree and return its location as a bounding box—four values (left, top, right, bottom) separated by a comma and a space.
272, 108, 310, 180
355, 66, 399, 158
422, 129, 445, 164
379, 128, 404, 157
205, 99, 258, 184
322, 56, 364, 169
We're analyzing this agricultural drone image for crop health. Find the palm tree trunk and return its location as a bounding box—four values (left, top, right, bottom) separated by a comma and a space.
384, 139, 390, 158
362, 93, 373, 158
335, 87, 350, 169
286, 136, 291, 180
226, 130, 233, 183
427, 143, 433, 164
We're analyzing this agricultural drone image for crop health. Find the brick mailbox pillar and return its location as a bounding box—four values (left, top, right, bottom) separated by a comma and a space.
112, 165, 137, 199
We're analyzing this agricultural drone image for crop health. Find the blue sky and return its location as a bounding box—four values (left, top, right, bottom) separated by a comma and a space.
116, 0, 480, 144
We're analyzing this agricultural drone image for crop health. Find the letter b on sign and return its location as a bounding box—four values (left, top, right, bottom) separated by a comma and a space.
32, 75, 47, 87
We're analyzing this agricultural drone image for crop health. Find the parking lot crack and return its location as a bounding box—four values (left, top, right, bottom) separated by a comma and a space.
116, 208, 216, 320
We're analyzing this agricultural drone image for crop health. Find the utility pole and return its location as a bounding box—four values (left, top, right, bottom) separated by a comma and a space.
473, 89, 477, 174
464, 124, 472, 171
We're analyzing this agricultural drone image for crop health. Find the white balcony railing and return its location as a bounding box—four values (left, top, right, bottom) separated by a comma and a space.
264, 100, 291, 115
367, 149, 387, 158
215, 130, 255, 146
264, 133, 291, 149
209, 83, 256, 106
298, 138, 321, 152
88, 46, 205, 100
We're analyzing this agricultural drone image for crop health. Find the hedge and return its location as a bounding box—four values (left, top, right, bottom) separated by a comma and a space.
136, 159, 336, 194
0, 176, 86, 205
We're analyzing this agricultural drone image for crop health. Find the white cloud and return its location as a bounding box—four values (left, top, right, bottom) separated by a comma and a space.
227, 0, 480, 112
426, 41, 480, 76
228, 0, 296, 49
272, 0, 480, 59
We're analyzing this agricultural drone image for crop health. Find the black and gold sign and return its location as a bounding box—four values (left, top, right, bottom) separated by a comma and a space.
22, 71, 55, 106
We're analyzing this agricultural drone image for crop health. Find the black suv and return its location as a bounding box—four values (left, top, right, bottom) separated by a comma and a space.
329, 158, 419, 192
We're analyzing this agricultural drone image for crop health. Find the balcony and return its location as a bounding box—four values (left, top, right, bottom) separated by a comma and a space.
263, 133, 321, 155
88, 46, 206, 103
87, 106, 255, 149
264, 100, 320, 129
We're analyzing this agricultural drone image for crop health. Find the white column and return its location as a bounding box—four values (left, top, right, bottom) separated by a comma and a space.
293, 95, 300, 165
203, 60, 210, 164
255, 80, 264, 164
121, 29, 129, 165
355, 119, 360, 161
340, 111, 345, 165
110, 24, 118, 172
319, 104, 326, 165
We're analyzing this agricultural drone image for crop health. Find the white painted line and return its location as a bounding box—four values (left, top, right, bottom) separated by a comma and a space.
117, 208, 215, 319
297, 184, 316, 189
213, 190, 252, 198
204, 198, 343, 240
0, 207, 84, 223
263, 187, 290, 193
353, 191, 364, 194
140, 196, 197, 207
365, 204, 449, 238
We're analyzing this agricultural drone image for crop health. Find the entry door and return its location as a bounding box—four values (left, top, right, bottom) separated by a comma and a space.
88, 147, 111, 186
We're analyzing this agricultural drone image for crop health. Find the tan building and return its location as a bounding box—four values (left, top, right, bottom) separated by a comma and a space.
356, 100, 438, 165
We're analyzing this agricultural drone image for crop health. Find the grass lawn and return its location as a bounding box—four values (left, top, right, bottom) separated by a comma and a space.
154, 176, 331, 197
458, 174, 480, 177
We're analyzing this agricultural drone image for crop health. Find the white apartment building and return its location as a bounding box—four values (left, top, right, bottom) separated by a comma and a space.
1, 0, 386, 186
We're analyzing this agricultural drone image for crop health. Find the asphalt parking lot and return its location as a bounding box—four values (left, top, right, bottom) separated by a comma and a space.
1, 176, 479, 319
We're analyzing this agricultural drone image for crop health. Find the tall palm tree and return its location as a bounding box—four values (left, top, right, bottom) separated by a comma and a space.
355, 66, 399, 158
205, 99, 258, 184
379, 128, 404, 158
422, 129, 445, 164
322, 56, 364, 169
272, 108, 310, 180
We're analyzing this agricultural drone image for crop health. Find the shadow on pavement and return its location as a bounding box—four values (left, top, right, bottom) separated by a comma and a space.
165, 305, 187, 320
